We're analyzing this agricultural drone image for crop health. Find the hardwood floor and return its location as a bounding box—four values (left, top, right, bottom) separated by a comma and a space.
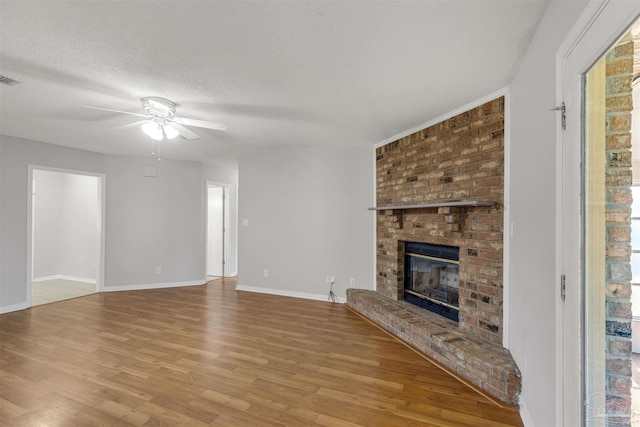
0, 279, 523, 426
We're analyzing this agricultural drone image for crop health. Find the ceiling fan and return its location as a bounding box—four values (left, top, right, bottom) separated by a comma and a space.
82, 97, 227, 140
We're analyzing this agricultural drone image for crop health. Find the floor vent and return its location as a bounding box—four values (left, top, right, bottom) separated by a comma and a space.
0, 75, 22, 86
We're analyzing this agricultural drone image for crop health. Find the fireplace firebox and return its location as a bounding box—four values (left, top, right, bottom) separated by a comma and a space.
404, 242, 459, 322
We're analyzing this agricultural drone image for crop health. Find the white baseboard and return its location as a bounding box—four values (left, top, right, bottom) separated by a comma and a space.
58, 275, 96, 284
33, 274, 96, 284
32, 275, 59, 282
0, 302, 29, 314
236, 285, 346, 304
103, 279, 206, 292
519, 400, 533, 427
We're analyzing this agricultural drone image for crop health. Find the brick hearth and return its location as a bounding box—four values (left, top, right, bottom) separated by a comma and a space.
347, 289, 520, 406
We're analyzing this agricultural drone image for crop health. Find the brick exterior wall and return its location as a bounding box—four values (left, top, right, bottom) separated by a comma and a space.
604, 34, 634, 426
375, 97, 504, 344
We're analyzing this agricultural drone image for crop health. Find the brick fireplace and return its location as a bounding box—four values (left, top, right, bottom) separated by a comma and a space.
376, 97, 505, 343
347, 96, 521, 405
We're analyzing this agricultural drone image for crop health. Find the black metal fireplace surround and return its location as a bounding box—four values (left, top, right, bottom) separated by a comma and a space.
404, 242, 459, 322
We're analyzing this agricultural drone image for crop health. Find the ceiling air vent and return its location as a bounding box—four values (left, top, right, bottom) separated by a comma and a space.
0, 75, 22, 86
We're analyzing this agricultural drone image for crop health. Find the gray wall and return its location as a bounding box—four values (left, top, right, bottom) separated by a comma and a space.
238, 147, 374, 300
33, 170, 63, 279
508, 0, 588, 424
58, 173, 99, 281
0, 135, 232, 310
104, 155, 205, 287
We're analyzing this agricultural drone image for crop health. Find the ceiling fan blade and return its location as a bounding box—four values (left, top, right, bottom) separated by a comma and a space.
173, 117, 227, 131
80, 105, 150, 118
167, 122, 200, 140
116, 120, 149, 129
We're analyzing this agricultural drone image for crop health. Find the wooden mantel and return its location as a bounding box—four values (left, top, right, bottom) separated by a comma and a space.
368, 200, 496, 211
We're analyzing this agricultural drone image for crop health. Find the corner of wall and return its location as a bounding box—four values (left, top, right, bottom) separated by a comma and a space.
518, 400, 535, 427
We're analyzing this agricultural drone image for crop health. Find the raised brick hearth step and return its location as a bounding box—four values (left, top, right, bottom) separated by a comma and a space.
346, 288, 521, 406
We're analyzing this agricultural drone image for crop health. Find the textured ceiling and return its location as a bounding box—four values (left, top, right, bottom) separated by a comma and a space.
0, 0, 550, 162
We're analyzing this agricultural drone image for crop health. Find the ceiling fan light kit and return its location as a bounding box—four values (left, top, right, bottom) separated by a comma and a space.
141, 118, 179, 141
163, 123, 180, 139
141, 120, 163, 141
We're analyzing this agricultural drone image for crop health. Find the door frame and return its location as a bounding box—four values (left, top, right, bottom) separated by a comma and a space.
206, 181, 232, 278
27, 165, 106, 307
557, 1, 640, 425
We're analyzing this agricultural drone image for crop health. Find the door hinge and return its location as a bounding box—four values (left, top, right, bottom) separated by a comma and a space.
551, 103, 566, 130
560, 274, 566, 301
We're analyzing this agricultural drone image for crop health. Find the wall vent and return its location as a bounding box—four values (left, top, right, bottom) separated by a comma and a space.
0, 75, 22, 86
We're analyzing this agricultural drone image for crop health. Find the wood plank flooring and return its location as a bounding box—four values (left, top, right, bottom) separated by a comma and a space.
0, 279, 523, 426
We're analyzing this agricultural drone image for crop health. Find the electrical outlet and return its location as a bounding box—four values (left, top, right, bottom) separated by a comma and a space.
155, 266, 161, 274
264, 269, 269, 278
350, 278, 356, 287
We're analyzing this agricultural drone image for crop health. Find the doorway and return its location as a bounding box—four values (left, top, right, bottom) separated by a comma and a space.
28, 167, 104, 306
560, 5, 640, 425
207, 182, 229, 279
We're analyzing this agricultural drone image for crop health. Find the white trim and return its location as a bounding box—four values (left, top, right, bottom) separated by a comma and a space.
32, 274, 96, 284
503, 87, 511, 349
97, 169, 106, 293
375, 87, 510, 149
556, 1, 640, 425
520, 401, 535, 427
0, 302, 30, 314
103, 279, 205, 292
32, 275, 60, 282
556, 1, 612, 67
56, 275, 96, 284
236, 285, 346, 304
234, 184, 239, 279
371, 146, 377, 291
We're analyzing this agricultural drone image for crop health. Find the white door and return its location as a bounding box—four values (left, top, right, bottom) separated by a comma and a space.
207, 186, 224, 277
559, 2, 640, 425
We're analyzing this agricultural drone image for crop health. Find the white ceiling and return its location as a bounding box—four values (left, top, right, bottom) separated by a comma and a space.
0, 0, 549, 162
